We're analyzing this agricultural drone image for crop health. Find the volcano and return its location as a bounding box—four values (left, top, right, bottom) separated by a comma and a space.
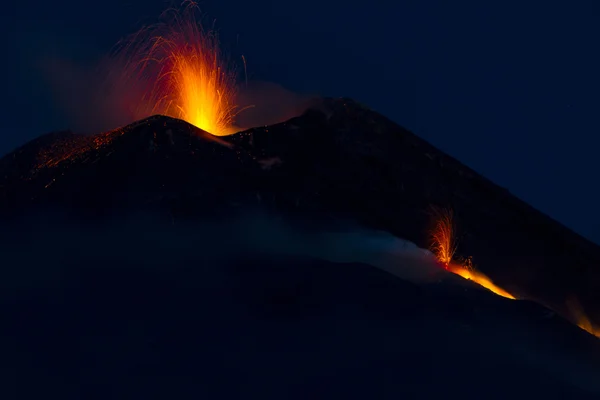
2, 97, 600, 398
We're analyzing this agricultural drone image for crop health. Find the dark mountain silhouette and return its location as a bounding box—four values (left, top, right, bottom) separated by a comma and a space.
2, 98, 599, 324
1, 97, 600, 398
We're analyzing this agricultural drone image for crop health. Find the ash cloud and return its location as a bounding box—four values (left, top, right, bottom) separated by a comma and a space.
0, 210, 444, 293
43, 55, 154, 134
233, 81, 318, 130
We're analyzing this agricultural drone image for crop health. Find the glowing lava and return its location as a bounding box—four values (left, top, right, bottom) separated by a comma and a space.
113, 1, 241, 135
446, 262, 515, 300
430, 207, 515, 300
567, 296, 600, 338
430, 207, 457, 265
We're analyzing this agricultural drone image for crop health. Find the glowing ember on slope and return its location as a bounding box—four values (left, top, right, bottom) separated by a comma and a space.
446, 262, 515, 300
567, 297, 600, 338
430, 207, 515, 300
111, 1, 243, 135
30, 120, 155, 178
33, 128, 127, 174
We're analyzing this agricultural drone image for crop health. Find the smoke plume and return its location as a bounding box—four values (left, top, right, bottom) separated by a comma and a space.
234, 81, 318, 130
43, 55, 151, 134
0, 211, 444, 293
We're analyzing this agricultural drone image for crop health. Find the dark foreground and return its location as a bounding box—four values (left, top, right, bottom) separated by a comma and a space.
1, 216, 600, 399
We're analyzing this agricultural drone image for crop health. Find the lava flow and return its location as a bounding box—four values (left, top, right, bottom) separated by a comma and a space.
567, 296, 600, 338
430, 207, 515, 300
112, 1, 241, 135
445, 262, 515, 300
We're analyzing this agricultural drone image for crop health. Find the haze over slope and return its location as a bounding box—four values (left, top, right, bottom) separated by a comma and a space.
2, 210, 600, 399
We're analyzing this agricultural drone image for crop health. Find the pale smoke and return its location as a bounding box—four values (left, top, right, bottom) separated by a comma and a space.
0, 212, 445, 291
237, 214, 446, 284
233, 81, 318, 130
43, 55, 157, 134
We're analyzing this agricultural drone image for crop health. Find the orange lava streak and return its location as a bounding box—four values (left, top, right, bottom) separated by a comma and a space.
114, 1, 240, 135
567, 297, 600, 338
446, 263, 515, 300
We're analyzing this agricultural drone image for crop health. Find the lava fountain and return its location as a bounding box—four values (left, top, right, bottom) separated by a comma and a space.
430, 207, 457, 266
429, 207, 515, 300
111, 1, 241, 135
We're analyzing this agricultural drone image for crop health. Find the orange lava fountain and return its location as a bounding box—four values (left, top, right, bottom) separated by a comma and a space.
430, 208, 457, 265
112, 1, 241, 135
430, 207, 515, 300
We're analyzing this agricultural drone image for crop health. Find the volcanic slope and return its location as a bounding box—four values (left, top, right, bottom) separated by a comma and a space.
0, 115, 260, 219
3, 244, 600, 399
1, 97, 600, 329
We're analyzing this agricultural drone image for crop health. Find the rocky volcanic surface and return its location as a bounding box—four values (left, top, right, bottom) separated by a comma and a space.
2, 98, 599, 328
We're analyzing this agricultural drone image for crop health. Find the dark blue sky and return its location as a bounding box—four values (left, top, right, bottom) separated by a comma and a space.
2, 1, 599, 243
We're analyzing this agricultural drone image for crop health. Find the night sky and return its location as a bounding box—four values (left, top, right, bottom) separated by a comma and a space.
2, 1, 599, 244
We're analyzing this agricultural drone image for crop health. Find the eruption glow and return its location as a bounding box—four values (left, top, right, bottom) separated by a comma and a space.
430, 207, 515, 300
567, 296, 600, 338
430, 208, 457, 265
446, 262, 515, 300
112, 1, 241, 135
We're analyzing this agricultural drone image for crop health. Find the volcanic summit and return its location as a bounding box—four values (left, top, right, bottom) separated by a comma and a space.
2, 98, 600, 398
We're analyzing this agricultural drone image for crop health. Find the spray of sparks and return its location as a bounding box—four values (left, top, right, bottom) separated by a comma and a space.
112, 1, 242, 135
429, 207, 515, 300
430, 207, 457, 266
